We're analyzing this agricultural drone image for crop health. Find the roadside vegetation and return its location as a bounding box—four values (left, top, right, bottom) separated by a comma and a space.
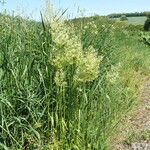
0, 5, 150, 150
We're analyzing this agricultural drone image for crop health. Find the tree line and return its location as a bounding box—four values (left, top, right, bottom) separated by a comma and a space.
108, 12, 149, 18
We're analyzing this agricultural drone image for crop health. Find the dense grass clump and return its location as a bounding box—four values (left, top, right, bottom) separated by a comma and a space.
0, 12, 150, 150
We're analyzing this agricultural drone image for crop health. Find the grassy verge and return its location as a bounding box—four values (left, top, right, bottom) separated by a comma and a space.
0, 12, 150, 149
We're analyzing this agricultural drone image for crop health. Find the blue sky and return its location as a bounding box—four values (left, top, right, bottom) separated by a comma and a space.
0, 0, 150, 20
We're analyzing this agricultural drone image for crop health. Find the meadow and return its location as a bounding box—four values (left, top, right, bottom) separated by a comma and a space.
127, 16, 147, 25
0, 11, 150, 150
114, 16, 147, 25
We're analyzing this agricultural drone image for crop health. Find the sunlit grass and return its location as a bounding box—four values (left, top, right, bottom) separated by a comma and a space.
0, 8, 150, 150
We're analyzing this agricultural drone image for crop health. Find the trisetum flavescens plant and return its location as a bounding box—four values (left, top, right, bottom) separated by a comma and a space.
42, 1, 103, 145
44, 8, 102, 86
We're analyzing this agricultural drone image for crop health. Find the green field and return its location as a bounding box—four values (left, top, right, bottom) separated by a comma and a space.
0, 11, 150, 150
114, 16, 147, 25
127, 16, 147, 25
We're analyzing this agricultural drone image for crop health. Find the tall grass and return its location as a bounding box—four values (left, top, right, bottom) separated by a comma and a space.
0, 9, 150, 150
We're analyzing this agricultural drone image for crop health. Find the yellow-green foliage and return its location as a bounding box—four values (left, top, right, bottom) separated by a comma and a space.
106, 63, 121, 84
50, 18, 101, 84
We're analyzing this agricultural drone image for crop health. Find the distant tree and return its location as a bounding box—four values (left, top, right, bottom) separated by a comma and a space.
0, 0, 5, 5
120, 15, 128, 21
146, 12, 150, 19
108, 12, 147, 18
144, 13, 150, 31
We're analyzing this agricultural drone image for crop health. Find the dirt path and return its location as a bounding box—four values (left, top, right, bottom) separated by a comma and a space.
112, 79, 150, 150
131, 80, 150, 132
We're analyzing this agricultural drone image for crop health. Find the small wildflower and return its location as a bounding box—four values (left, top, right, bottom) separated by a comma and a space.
102, 25, 105, 28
